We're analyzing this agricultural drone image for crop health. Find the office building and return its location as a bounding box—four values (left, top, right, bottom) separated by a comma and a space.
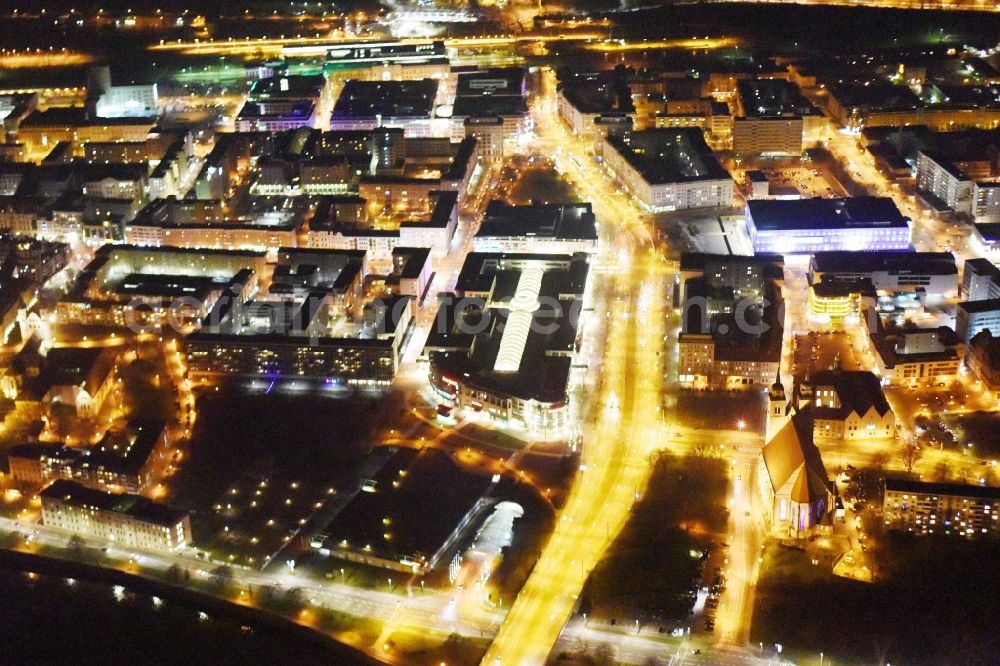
677, 253, 784, 389
329, 79, 443, 137
862, 307, 962, 385
746, 197, 912, 254
973, 223, 1000, 255
556, 69, 635, 138
473, 201, 598, 254
808, 279, 876, 322
961, 258, 1000, 301
956, 299, 1000, 344
236, 75, 330, 133
94, 84, 159, 118
809, 251, 957, 297
450, 68, 529, 142
598, 129, 733, 211
464, 116, 505, 162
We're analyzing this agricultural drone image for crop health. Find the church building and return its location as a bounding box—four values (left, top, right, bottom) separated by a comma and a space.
757, 373, 834, 539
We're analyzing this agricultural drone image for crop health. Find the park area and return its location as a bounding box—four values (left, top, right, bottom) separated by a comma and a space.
505, 158, 581, 206
577, 453, 729, 626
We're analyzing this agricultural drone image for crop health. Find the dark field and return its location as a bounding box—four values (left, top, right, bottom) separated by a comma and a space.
752, 536, 1000, 665
0, 567, 370, 665
676, 390, 766, 434
579, 453, 729, 623
168, 387, 393, 564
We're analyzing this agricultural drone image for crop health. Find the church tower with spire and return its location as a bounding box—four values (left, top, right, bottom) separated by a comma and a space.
766, 368, 792, 442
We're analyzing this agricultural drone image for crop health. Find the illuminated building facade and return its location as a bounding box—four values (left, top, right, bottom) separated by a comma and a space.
732, 116, 803, 156
884, 479, 1000, 539
473, 201, 598, 255
8, 420, 170, 494
973, 223, 1000, 256
956, 298, 1000, 344
309, 189, 459, 259
41, 479, 192, 552
329, 79, 443, 138
676, 253, 784, 389
15, 108, 155, 151
184, 248, 413, 386
746, 197, 912, 254
450, 68, 529, 142
801, 369, 895, 441
55, 245, 264, 329
730, 79, 821, 157
6, 343, 121, 420
808, 280, 875, 322
94, 84, 158, 118
235, 75, 330, 133
425, 252, 590, 434
827, 81, 1000, 132
598, 129, 733, 212
556, 69, 635, 138
809, 251, 957, 297
757, 408, 833, 539
862, 307, 962, 386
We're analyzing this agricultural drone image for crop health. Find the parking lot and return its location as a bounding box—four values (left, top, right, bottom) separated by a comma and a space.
762, 165, 844, 199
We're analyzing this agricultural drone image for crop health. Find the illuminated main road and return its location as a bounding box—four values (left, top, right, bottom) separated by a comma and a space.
481, 67, 670, 665
482, 255, 668, 666
713, 448, 765, 647
148, 32, 607, 57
